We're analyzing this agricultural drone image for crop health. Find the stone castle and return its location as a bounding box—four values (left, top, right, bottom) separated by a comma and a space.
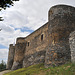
7, 5, 75, 70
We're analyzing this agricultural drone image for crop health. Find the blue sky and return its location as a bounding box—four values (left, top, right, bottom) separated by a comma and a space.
0, 0, 75, 63
0, 44, 8, 49
15, 27, 33, 33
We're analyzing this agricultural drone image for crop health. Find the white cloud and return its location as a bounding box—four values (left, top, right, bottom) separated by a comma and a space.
0, 49, 8, 63
1, 0, 75, 30
0, 22, 14, 33
0, 22, 30, 47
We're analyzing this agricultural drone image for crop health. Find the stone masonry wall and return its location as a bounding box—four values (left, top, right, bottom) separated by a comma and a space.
7, 4, 75, 70
25, 22, 48, 55
23, 50, 46, 67
23, 22, 48, 67
69, 31, 75, 63
6, 44, 15, 70
45, 5, 75, 67
11, 43, 26, 70
16, 37, 25, 44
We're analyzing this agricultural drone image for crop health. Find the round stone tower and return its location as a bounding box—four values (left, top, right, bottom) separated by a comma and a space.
6, 44, 15, 70
45, 5, 75, 67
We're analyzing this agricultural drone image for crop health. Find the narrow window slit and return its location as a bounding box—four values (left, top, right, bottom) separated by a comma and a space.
28, 42, 30, 46
41, 34, 43, 41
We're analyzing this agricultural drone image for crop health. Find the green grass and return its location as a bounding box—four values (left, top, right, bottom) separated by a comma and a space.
4, 63, 75, 75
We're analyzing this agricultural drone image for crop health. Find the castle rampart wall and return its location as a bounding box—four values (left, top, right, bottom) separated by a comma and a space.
45, 5, 75, 67
25, 22, 48, 55
7, 4, 75, 70
23, 22, 49, 67
16, 37, 25, 44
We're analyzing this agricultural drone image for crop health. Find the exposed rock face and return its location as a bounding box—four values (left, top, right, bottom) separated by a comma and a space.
23, 50, 46, 67
45, 5, 75, 67
7, 5, 75, 70
6, 44, 15, 70
69, 31, 75, 63
11, 43, 26, 70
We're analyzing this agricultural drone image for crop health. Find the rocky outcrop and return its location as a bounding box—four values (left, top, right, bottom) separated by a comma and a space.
6, 44, 15, 70
23, 50, 46, 68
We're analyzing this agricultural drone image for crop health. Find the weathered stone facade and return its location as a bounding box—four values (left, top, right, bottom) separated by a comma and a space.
23, 50, 46, 68
7, 4, 75, 70
6, 44, 15, 70
45, 5, 75, 67
11, 43, 26, 70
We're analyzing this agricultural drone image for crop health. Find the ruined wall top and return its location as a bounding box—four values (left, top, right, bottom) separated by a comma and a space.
48, 5, 75, 21
16, 37, 26, 44
25, 22, 48, 40
9, 44, 15, 47
16, 22, 48, 44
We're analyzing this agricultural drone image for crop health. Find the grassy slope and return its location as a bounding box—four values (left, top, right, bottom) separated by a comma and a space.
4, 63, 75, 75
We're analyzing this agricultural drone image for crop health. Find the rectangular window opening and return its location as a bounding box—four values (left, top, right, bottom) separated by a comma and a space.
28, 42, 30, 46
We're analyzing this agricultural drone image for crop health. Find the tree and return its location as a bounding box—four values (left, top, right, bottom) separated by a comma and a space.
0, 60, 6, 72
0, 0, 19, 21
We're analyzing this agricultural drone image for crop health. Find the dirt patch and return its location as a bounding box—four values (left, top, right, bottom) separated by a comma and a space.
0, 70, 11, 75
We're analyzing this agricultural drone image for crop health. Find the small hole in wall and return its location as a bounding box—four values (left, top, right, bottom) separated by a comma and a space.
41, 34, 43, 41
